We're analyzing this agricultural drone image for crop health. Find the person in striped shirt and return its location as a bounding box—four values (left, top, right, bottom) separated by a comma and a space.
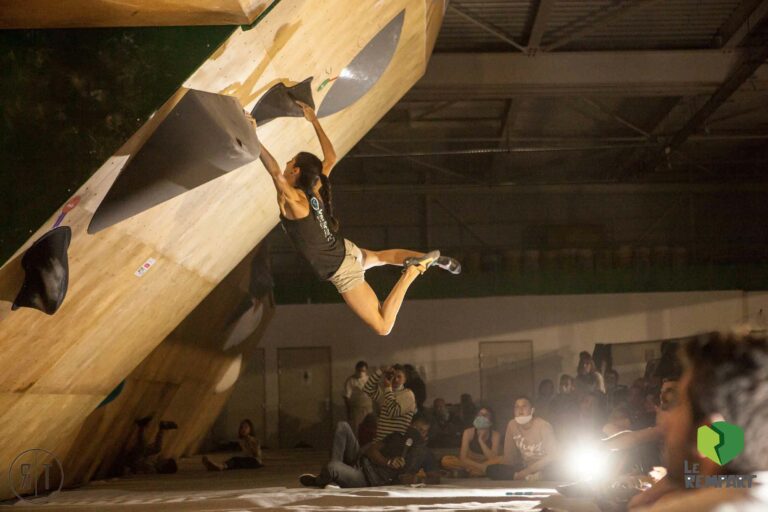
363, 365, 416, 441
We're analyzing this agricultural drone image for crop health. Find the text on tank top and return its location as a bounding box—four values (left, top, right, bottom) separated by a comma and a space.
280, 191, 345, 280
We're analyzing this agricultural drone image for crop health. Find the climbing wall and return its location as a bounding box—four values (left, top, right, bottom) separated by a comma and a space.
0, 0, 445, 499
0, 0, 271, 28
53, 245, 274, 488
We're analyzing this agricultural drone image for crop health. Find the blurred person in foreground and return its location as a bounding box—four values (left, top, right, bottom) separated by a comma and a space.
629, 332, 768, 511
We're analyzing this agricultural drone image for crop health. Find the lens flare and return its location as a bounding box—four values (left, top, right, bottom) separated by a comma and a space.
565, 444, 610, 481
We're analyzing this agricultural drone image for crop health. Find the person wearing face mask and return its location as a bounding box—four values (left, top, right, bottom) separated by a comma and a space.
487, 396, 558, 481
362, 364, 416, 441
440, 406, 502, 477
343, 361, 373, 438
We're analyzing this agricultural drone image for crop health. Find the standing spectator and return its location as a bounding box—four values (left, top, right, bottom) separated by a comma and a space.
403, 364, 427, 411
534, 379, 555, 422
577, 351, 606, 393
202, 419, 263, 471
487, 396, 558, 481
363, 364, 416, 441
343, 361, 373, 437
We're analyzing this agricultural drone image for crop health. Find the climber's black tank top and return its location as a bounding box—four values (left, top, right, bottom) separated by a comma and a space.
280, 191, 345, 280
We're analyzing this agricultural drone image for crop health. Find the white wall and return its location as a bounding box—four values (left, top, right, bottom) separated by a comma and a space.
226, 289, 767, 447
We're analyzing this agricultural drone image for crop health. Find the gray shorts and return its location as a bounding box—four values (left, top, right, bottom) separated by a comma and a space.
329, 239, 366, 293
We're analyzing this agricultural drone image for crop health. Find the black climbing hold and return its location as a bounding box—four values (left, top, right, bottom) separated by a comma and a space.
251, 77, 315, 125
12, 226, 72, 315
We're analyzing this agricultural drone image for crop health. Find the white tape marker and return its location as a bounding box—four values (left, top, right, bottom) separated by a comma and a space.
134, 258, 157, 277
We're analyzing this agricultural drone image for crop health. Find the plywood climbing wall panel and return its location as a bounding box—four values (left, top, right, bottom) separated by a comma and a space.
0, 0, 441, 499
0, 0, 271, 29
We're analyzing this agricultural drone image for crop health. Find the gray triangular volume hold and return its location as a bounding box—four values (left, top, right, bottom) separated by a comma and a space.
317, 10, 404, 118
88, 90, 261, 234
12, 226, 72, 315
251, 77, 315, 125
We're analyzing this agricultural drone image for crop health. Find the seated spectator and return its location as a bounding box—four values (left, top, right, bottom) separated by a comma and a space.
643, 358, 663, 391
629, 332, 768, 511
550, 374, 579, 437
458, 393, 478, 429
603, 379, 677, 450
576, 371, 599, 395
600, 376, 680, 478
605, 368, 626, 392
603, 404, 632, 437
363, 364, 416, 441
578, 391, 608, 439
441, 406, 502, 477
628, 378, 657, 429
403, 364, 427, 411
427, 398, 462, 448
578, 351, 606, 393
487, 396, 558, 481
299, 414, 440, 488
118, 415, 178, 475
603, 379, 678, 473
202, 419, 263, 471
534, 379, 555, 422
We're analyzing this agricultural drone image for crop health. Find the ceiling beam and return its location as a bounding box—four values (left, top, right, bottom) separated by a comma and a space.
642, 32, 768, 173
410, 50, 757, 99
364, 141, 483, 183
526, 0, 556, 54
334, 182, 768, 195
716, 0, 768, 49
448, 2, 526, 52
366, 134, 768, 144
410, 101, 455, 121
349, 143, 654, 159
615, 97, 686, 178
577, 97, 652, 138
543, 0, 664, 52
489, 99, 518, 183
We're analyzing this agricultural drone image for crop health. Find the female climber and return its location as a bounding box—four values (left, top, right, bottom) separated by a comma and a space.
247, 101, 460, 336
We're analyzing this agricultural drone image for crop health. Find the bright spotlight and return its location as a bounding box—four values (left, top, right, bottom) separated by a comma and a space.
564, 444, 610, 482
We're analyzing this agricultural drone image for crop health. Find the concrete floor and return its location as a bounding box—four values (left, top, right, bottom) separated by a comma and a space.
7, 449, 600, 511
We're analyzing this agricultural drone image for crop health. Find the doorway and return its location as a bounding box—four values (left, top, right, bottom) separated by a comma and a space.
277, 347, 332, 449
